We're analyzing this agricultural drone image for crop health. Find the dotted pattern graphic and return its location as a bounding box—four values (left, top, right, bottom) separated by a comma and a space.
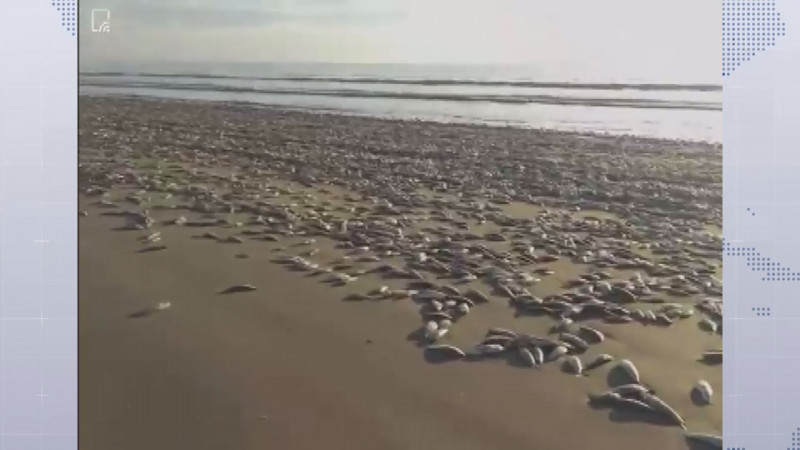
791, 427, 800, 450
52, 0, 77, 36
722, 0, 786, 76
747, 207, 756, 216
752, 306, 772, 316
724, 240, 800, 281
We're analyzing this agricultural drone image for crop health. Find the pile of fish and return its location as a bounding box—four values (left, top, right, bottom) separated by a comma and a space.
78, 96, 723, 447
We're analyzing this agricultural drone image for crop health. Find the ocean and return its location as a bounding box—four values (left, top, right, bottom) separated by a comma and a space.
79, 62, 721, 143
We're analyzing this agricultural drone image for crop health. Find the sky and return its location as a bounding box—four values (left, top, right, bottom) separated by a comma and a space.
80, 0, 720, 82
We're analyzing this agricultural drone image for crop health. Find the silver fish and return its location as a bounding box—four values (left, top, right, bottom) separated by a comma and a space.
615, 359, 641, 384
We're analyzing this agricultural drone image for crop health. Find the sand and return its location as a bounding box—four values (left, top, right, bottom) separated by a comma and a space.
79, 96, 721, 450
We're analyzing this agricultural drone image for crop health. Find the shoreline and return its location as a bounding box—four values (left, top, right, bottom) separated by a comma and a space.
78, 91, 724, 146
79, 95, 722, 450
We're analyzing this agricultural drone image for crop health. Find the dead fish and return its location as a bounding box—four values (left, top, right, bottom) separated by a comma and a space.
517, 347, 537, 368
684, 432, 722, 450
604, 314, 634, 324
642, 393, 686, 429
440, 285, 461, 297
142, 231, 161, 243
422, 311, 452, 321
475, 343, 506, 355
563, 355, 584, 375
138, 245, 168, 253
611, 383, 653, 397
553, 317, 574, 333
456, 303, 470, 315
482, 335, 515, 347
425, 344, 466, 359
655, 313, 673, 326
487, 327, 518, 339
701, 350, 722, 365
579, 326, 605, 343
616, 397, 656, 414
465, 288, 490, 304
372, 286, 390, 296
692, 380, 713, 405
615, 359, 641, 384
560, 333, 589, 353
531, 346, 544, 365
432, 328, 449, 341
699, 318, 718, 333
587, 391, 622, 405
547, 344, 568, 362
387, 290, 410, 300
201, 231, 220, 240
221, 284, 257, 294
224, 236, 243, 244
424, 321, 439, 339
585, 353, 614, 371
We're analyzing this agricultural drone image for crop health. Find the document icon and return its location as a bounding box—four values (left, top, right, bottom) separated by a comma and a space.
92, 9, 111, 33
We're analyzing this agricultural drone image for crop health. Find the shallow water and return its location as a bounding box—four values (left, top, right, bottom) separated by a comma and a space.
80, 63, 721, 143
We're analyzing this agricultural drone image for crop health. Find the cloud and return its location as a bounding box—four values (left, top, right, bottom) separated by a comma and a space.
80, 0, 718, 82
88, 0, 403, 29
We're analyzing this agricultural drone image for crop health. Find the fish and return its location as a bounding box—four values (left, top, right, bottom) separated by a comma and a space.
616, 397, 655, 414
517, 347, 537, 368
482, 335, 515, 347
560, 333, 589, 353
424, 321, 439, 339
615, 359, 641, 384
642, 393, 686, 429
578, 325, 605, 343
587, 391, 621, 405
585, 353, 614, 371
563, 355, 584, 375
220, 284, 257, 294
465, 288, 490, 304
692, 380, 713, 405
547, 345, 568, 362
440, 285, 461, 296
475, 343, 506, 355
531, 346, 544, 365
699, 318, 718, 333
701, 350, 722, 364
486, 327, 518, 339
684, 432, 722, 449
554, 318, 574, 333
432, 328, 449, 341
611, 383, 653, 397
422, 311, 452, 321
425, 344, 466, 359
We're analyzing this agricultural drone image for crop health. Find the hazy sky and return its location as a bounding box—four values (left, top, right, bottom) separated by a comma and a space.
81, 0, 719, 81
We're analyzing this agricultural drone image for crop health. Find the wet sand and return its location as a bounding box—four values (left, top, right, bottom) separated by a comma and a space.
79, 96, 722, 450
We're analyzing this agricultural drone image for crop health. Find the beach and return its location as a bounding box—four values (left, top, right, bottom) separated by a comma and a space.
79, 96, 722, 450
